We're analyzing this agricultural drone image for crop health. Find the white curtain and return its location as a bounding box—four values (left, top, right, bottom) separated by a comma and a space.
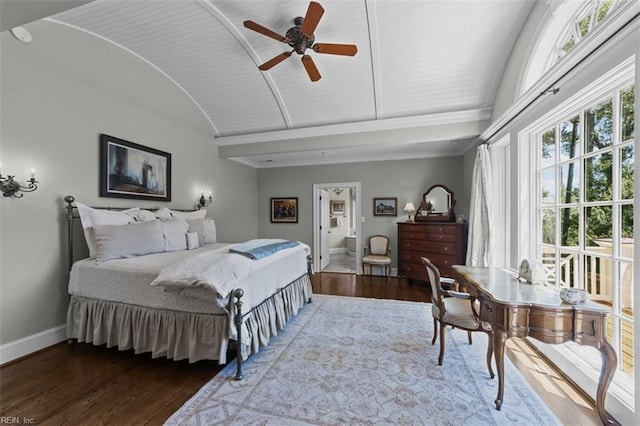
466, 144, 493, 267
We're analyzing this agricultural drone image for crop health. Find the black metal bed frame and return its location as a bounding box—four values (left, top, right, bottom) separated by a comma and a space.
63, 195, 312, 380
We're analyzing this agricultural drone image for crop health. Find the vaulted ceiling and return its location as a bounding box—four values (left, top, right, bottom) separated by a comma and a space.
7, 0, 538, 167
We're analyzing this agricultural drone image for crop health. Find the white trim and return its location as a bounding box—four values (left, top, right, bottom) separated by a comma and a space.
243, 149, 470, 169
520, 57, 635, 135
0, 325, 66, 365
216, 108, 492, 146
489, 135, 511, 268
516, 128, 537, 262
313, 182, 362, 275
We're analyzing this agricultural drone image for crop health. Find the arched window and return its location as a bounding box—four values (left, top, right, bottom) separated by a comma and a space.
549, 0, 626, 67
520, 0, 627, 94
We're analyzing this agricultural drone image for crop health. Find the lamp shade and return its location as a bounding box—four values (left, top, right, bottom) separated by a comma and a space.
404, 202, 416, 212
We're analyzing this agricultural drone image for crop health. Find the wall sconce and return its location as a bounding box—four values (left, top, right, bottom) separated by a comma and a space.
403, 202, 416, 223
0, 166, 39, 198
197, 190, 213, 209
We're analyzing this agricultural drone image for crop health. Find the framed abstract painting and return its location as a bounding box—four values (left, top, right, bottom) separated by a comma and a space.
100, 134, 171, 201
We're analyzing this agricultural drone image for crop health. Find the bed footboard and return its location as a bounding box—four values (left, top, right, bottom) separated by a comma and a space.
231, 272, 313, 380
233, 288, 245, 380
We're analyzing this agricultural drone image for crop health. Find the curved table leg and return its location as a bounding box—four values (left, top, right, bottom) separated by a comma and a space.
486, 332, 495, 379
596, 341, 617, 425
493, 330, 507, 410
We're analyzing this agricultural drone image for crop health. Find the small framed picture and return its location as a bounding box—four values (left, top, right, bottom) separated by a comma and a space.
330, 200, 345, 215
373, 197, 397, 216
271, 197, 298, 223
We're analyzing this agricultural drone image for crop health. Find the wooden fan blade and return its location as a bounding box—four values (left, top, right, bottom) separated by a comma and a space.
301, 55, 321, 82
259, 52, 292, 70
243, 20, 287, 43
312, 43, 358, 56
299, 2, 324, 38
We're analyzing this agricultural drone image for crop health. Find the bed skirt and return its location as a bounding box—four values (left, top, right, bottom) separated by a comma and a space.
242, 272, 313, 358
67, 273, 313, 364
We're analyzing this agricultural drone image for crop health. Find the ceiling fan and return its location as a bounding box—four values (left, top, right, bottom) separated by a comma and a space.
243, 1, 357, 82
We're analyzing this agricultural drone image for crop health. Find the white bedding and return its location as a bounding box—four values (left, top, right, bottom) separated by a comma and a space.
68, 241, 310, 314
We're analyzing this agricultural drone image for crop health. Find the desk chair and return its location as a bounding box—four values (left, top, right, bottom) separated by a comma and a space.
422, 257, 494, 378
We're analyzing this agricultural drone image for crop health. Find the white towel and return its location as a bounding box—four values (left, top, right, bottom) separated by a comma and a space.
337, 217, 344, 227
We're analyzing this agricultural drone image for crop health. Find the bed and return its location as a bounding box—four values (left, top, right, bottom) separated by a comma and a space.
63, 195, 313, 380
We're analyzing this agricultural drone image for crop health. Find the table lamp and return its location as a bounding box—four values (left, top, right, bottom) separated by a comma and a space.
404, 202, 416, 223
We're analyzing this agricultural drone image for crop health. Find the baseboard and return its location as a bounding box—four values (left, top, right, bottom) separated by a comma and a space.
0, 324, 66, 365
329, 248, 347, 254
360, 268, 398, 277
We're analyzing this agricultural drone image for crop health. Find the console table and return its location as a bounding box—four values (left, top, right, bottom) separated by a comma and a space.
452, 265, 617, 425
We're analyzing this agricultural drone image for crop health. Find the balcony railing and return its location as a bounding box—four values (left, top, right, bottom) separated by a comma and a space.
541, 240, 634, 374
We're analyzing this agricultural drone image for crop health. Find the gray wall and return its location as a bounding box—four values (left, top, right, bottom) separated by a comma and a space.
257, 157, 467, 268
0, 20, 258, 346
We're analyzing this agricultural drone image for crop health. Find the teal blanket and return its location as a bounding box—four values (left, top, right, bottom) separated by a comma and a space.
230, 239, 300, 260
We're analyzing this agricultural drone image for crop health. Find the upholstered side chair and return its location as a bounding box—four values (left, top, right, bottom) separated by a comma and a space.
422, 257, 494, 378
362, 235, 392, 277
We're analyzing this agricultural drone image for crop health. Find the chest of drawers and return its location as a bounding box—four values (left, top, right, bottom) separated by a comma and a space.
397, 222, 468, 281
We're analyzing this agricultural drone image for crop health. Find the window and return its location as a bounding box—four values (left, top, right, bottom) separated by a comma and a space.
547, 0, 627, 70
536, 82, 634, 378
519, 0, 630, 95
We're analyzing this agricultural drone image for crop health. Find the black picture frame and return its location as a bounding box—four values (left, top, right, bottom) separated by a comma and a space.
373, 197, 397, 216
100, 134, 171, 201
271, 197, 298, 223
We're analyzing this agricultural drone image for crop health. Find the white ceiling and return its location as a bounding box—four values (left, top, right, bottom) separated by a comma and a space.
40, 0, 536, 167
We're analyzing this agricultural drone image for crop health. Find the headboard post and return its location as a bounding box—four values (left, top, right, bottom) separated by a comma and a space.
64, 195, 76, 273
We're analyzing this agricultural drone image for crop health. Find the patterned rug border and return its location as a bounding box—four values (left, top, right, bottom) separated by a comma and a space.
167, 295, 560, 425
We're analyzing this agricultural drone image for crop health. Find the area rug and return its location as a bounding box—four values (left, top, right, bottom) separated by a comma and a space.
166, 295, 559, 425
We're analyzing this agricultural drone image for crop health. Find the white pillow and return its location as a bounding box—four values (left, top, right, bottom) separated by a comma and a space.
155, 207, 173, 220
187, 218, 217, 245
171, 209, 207, 220
92, 220, 165, 263
127, 209, 158, 222
159, 219, 189, 251
75, 202, 138, 258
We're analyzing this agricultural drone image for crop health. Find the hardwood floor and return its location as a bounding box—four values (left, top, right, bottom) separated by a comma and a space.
0, 273, 602, 425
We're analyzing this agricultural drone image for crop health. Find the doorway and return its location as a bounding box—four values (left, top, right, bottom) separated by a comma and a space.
312, 182, 361, 274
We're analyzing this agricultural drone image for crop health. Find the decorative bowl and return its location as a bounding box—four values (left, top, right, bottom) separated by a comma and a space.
559, 288, 588, 305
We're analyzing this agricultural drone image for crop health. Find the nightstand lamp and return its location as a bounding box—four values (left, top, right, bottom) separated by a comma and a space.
404, 202, 416, 223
